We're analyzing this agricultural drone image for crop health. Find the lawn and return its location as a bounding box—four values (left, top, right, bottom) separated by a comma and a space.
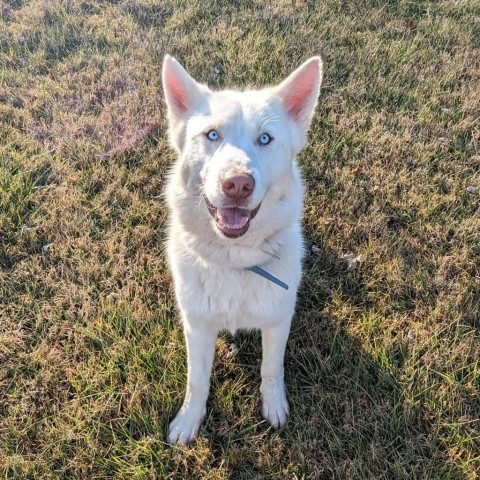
1, 0, 479, 478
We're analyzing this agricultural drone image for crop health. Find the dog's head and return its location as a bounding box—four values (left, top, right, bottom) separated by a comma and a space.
162, 56, 322, 239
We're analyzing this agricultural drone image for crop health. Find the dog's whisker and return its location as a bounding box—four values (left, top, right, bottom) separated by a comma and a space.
193, 194, 206, 212
258, 114, 280, 131
258, 246, 282, 260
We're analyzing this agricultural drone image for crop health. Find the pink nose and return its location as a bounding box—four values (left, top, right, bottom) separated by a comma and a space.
222, 174, 255, 199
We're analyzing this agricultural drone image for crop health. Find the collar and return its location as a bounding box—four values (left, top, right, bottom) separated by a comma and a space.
246, 265, 289, 290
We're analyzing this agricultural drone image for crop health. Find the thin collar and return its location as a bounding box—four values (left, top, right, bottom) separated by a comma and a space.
246, 265, 289, 290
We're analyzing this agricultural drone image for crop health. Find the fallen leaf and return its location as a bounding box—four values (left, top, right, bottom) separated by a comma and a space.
106, 292, 121, 301
42, 243, 54, 252
341, 253, 363, 271
405, 18, 416, 30
351, 166, 364, 177
227, 343, 239, 358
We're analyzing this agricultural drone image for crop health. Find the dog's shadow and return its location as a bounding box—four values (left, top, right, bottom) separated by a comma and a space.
203, 240, 462, 478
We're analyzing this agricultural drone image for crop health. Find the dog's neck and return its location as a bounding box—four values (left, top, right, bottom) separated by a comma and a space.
179, 225, 288, 269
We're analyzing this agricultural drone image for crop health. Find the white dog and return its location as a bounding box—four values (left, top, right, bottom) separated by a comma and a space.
162, 55, 323, 444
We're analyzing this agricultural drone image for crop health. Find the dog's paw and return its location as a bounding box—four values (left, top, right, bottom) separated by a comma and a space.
168, 405, 205, 445
261, 386, 289, 429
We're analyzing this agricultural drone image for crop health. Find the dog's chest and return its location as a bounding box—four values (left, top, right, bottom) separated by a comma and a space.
173, 260, 298, 332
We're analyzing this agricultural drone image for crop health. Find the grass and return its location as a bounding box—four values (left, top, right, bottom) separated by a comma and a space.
1, 0, 479, 478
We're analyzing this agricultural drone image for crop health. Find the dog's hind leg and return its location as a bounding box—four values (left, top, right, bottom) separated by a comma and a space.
260, 321, 291, 429
168, 323, 217, 444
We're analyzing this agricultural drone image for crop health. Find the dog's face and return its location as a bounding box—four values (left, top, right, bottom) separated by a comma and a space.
163, 56, 322, 239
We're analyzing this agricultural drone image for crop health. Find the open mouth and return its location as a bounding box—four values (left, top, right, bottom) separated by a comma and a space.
205, 198, 261, 238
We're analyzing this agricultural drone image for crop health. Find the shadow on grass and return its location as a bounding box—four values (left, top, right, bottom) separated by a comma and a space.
197, 239, 464, 479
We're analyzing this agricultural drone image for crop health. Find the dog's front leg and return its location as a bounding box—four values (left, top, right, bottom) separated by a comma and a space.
168, 323, 216, 444
260, 322, 291, 429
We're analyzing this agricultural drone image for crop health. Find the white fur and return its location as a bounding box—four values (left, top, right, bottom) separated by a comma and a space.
162, 55, 323, 444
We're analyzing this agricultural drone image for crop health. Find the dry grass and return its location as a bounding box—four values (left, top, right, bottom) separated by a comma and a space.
1, 0, 479, 478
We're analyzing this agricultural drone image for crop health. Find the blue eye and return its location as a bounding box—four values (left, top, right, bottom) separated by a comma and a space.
207, 130, 218, 141
259, 133, 271, 145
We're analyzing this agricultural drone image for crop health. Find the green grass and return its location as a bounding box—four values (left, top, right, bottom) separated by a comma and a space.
1, 0, 479, 478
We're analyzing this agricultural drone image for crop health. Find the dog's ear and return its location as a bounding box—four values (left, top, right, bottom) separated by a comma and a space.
275, 56, 323, 135
162, 55, 206, 124
163, 55, 209, 150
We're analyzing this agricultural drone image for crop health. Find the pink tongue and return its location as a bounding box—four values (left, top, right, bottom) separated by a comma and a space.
217, 207, 250, 229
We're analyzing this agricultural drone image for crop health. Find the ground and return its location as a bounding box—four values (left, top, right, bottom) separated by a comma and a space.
0, 0, 479, 478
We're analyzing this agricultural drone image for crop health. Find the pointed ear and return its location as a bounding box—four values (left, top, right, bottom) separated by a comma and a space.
275, 56, 323, 134
162, 55, 207, 124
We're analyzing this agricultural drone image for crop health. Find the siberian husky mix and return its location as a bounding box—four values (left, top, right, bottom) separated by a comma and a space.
163, 55, 323, 444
